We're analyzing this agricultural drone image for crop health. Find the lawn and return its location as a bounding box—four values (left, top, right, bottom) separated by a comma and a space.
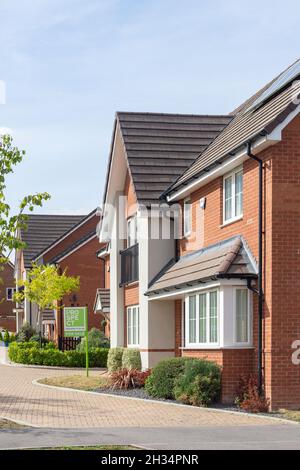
276, 409, 300, 423
39, 374, 109, 391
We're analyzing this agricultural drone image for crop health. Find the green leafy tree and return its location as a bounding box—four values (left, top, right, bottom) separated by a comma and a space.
14, 264, 80, 341
0, 134, 50, 266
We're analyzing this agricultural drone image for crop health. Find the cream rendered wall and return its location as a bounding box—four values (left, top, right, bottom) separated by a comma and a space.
138, 214, 176, 369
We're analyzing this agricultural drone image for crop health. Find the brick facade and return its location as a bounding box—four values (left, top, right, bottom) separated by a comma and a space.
42, 214, 106, 339
0, 263, 16, 332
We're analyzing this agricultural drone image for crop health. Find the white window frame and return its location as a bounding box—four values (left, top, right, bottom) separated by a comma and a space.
127, 305, 140, 347
185, 289, 219, 348
127, 215, 137, 247
234, 287, 252, 345
6, 287, 16, 301
183, 198, 192, 237
223, 166, 243, 224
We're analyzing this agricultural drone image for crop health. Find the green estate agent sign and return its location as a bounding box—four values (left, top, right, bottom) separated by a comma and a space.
63, 306, 89, 377
63, 307, 86, 337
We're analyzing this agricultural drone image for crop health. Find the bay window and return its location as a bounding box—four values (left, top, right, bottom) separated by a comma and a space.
235, 288, 249, 343
223, 167, 243, 223
127, 305, 140, 347
186, 290, 219, 347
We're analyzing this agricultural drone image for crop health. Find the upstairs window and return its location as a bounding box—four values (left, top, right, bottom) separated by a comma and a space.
6, 288, 16, 301
127, 215, 137, 247
183, 198, 191, 237
223, 168, 243, 223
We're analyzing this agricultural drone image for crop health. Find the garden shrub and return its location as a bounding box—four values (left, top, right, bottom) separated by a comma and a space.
174, 359, 222, 406
107, 347, 124, 372
30, 334, 49, 345
16, 322, 36, 342
3, 330, 10, 344
145, 357, 192, 399
77, 328, 110, 351
121, 348, 141, 370
235, 374, 269, 413
110, 368, 151, 389
8, 342, 108, 368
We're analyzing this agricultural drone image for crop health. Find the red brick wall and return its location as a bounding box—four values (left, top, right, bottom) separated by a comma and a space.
174, 114, 300, 409
268, 114, 300, 409
56, 236, 105, 335
0, 263, 16, 332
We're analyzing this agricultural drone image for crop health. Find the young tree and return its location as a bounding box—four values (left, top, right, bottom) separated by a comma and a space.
14, 264, 80, 343
0, 134, 50, 265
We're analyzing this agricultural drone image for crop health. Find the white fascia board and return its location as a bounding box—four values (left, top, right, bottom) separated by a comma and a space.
53, 233, 97, 263
167, 104, 300, 203
166, 135, 269, 202
147, 278, 248, 301
34, 211, 98, 263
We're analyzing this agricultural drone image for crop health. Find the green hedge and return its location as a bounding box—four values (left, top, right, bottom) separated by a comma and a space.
8, 341, 108, 368
107, 347, 124, 372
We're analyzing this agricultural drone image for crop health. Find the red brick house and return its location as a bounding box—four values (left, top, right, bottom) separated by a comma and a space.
15, 209, 106, 341
99, 59, 300, 409
0, 261, 16, 332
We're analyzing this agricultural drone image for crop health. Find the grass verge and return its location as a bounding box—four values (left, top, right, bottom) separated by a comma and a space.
0, 419, 28, 429
39, 374, 110, 391
275, 409, 300, 423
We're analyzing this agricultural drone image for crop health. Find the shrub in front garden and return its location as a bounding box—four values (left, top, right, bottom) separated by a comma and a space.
77, 328, 110, 351
110, 368, 151, 389
235, 374, 269, 413
16, 322, 36, 342
121, 348, 141, 370
174, 359, 221, 406
145, 357, 192, 399
107, 347, 124, 372
8, 341, 108, 368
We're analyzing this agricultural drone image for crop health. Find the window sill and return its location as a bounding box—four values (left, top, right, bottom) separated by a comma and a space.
220, 215, 243, 228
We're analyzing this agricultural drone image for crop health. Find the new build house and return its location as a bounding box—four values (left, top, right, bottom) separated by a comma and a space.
0, 261, 16, 332
99, 59, 300, 409
15, 209, 106, 340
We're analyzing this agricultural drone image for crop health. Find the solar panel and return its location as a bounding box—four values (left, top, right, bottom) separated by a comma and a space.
247, 59, 300, 112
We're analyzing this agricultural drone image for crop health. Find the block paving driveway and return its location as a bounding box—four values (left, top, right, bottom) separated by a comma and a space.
0, 363, 286, 429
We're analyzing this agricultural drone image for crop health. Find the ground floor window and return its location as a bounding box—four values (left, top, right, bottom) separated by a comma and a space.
127, 305, 140, 347
185, 290, 218, 347
235, 288, 249, 343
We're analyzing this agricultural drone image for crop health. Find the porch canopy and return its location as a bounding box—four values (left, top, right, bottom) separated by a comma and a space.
146, 236, 257, 297
94, 288, 110, 314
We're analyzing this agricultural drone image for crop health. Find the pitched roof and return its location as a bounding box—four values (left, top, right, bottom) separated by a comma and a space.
21, 214, 85, 268
165, 61, 300, 197
115, 112, 232, 206
146, 236, 257, 296
94, 288, 110, 314
49, 230, 96, 264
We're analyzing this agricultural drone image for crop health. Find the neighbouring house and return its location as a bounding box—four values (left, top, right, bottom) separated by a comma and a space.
99, 59, 300, 409
0, 261, 16, 332
14, 209, 106, 341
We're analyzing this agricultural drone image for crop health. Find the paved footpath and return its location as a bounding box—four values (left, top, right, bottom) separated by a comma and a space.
0, 363, 288, 429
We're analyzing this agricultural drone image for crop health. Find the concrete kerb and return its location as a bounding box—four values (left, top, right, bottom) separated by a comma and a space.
33, 378, 299, 427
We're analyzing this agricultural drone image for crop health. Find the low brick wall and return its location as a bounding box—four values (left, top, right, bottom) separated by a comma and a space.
182, 348, 255, 403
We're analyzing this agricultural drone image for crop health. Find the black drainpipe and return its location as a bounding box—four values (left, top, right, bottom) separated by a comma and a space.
246, 141, 264, 395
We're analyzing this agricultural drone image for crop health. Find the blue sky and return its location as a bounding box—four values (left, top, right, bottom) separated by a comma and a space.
1, 0, 299, 215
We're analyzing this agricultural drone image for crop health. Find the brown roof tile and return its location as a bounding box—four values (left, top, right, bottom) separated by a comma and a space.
146, 236, 257, 296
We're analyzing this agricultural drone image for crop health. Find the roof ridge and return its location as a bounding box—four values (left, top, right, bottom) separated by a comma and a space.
116, 111, 231, 118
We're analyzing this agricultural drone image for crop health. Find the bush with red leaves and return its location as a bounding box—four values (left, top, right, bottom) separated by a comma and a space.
110, 368, 151, 389
235, 374, 269, 413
